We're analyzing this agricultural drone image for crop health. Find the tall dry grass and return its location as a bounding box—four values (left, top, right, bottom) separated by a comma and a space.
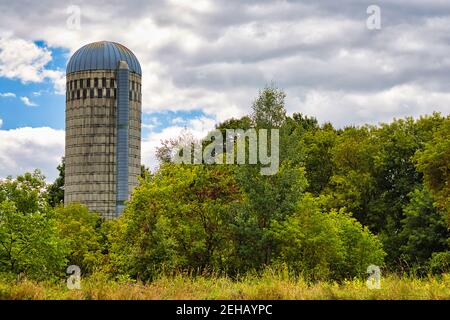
1, 269, 449, 300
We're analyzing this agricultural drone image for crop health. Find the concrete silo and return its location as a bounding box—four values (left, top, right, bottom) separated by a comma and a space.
65, 41, 142, 219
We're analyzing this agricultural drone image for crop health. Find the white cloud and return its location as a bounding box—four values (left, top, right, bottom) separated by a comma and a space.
20, 96, 38, 107
0, 0, 449, 130
42, 69, 66, 94
142, 116, 217, 171
0, 119, 217, 180
0, 35, 64, 94
0, 36, 51, 82
141, 123, 156, 130
1, 0, 450, 181
0, 92, 16, 98
289, 84, 450, 127
0, 118, 3, 128
0, 127, 65, 181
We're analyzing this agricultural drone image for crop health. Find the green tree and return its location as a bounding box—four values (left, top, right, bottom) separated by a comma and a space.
47, 158, 65, 207
54, 204, 103, 273
0, 169, 48, 214
232, 163, 308, 270
251, 85, 286, 128
110, 164, 243, 280
0, 200, 68, 280
399, 187, 449, 271
272, 195, 385, 281
302, 124, 337, 195
326, 126, 377, 227
323, 114, 446, 267
415, 118, 450, 219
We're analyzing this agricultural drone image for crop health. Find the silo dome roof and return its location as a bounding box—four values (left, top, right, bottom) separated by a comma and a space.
67, 41, 142, 75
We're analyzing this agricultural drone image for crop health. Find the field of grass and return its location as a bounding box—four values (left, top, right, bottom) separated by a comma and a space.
1, 269, 450, 300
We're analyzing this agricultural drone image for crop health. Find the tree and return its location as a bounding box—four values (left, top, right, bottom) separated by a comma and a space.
415, 118, 450, 219
0, 200, 68, 280
0, 169, 48, 214
251, 85, 286, 128
292, 113, 319, 132
399, 187, 449, 271
232, 163, 308, 270
302, 124, 337, 195
0, 171, 68, 279
110, 164, 243, 280
272, 195, 385, 281
47, 158, 65, 207
155, 129, 198, 164
140, 164, 152, 180
54, 204, 103, 273
322, 114, 446, 267
326, 126, 377, 226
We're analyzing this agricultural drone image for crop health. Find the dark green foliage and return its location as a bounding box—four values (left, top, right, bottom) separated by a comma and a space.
301, 125, 337, 195
428, 251, 450, 275
231, 163, 308, 270
47, 158, 65, 207
415, 118, 450, 219
399, 188, 449, 270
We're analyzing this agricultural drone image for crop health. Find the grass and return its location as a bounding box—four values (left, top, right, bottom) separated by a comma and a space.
1, 270, 450, 300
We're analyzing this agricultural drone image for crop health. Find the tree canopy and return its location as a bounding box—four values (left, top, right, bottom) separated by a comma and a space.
0, 86, 448, 282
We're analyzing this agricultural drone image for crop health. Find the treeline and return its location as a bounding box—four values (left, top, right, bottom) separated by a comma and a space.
0, 86, 449, 282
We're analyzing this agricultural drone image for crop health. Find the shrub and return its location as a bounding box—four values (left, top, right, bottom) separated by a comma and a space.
428, 251, 450, 275
272, 195, 385, 281
0, 200, 68, 280
54, 204, 103, 273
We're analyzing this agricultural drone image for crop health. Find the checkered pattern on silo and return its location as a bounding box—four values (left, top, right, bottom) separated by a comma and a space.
64, 69, 141, 219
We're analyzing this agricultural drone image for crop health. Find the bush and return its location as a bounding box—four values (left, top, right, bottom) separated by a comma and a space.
428, 251, 450, 275
54, 204, 103, 273
272, 195, 385, 281
332, 210, 385, 279
110, 164, 243, 280
0, 200, 68, 280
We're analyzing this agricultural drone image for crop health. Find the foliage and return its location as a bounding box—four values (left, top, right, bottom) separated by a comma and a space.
251, 85, 286, 128
0, 170, 48, 214
0, 201, 68, 280
317, 114, 448, 267
399, 187, 449, 270
272, 195, 385, 280
231, 162, 308, 270
47, 158, 65, 207
428, 251, 450, 275
110, 164, 243, 280
415, 118, 450, 219
0, 87, 448, 286
53, 204, 103, 273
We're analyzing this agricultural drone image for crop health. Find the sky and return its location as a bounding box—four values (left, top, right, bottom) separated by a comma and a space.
0, 0, 449, 181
